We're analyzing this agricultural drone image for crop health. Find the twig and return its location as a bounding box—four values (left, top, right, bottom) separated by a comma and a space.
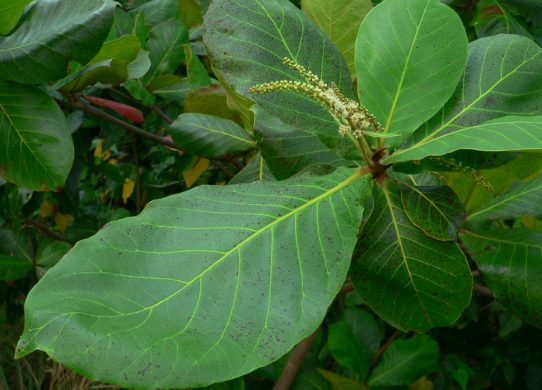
23, 220, 71, 244
474, 283, 494, 298
370, 330, 401, 368
56, 99, 182, 151
273, 328, 320, 390
56, 99, 245, 164
109, 88, 173, 124
130, 134, 143, 213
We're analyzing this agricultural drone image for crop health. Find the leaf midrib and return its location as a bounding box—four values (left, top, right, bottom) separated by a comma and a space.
381, 183, 432, 325
468, 178, 542, 220
383, 0, 432, 133
389, 48, 542, 161
84, 169, 365, 318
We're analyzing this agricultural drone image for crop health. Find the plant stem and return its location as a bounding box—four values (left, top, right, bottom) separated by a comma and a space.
273, 328, 320, 390
370, 330, 401, 368
109, 88, 174, 124
57, 99, 182, 151
23, 220, 71, 244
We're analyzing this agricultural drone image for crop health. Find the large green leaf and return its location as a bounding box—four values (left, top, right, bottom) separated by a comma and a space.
384, 115, 542, 164
368, 335, 439, 387
461, 229, 542, 326
301, 0, 372, 74
16, 168, 371, 389
0, 82, 74, 191
253, 107, 349, 180
0, 0, 116, 84
351, 180, 472, 331
400, 183, 466, 241
468, 174, 542, 221
204, 0, 356, 158
355, 0, 467, 144
399, 35, 542, 159
0, 0, 31, 35
169, 113, 255, 158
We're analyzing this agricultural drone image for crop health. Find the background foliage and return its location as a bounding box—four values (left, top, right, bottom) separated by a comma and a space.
1, 0, 542, 389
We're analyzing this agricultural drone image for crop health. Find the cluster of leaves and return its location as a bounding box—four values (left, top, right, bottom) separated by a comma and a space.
1, 0, 542, 389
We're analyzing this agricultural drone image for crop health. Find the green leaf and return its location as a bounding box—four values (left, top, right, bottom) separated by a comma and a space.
400, 183, 466, 241
253, 107, 349, 180
301, 0, 372, 74
368, 335, 439, 387
0, 82, 74, 191
229, 153, 276, 184
61, 60, 129, 92
135, 0, 179, 26
461, 229, 542, 326
184, 44, 212, 88
150, 75, 192, 103
351, 180, 472, 331
143, 18, 188, 84
318, 369, 367, 390
0, 229, 33, 281
35, 241, 72, 279
384, 116, 542, 164
344, 307, 381, 356
204, 0, 357, 158
328, 321, 370, 379
468, 174, 542, 221
91, 35, 141, 64
474, 0, 532, 39
355, 0, 467, 144
400, 35, 542, 160
169, 113, 255, 158
16, 168, 371, 389
0, 0, 116, 84
0, 0, 31, 36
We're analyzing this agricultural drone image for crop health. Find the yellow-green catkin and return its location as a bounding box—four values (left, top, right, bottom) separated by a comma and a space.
249, 58, 382, 139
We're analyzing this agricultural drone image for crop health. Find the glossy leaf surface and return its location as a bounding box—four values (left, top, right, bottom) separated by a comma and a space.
468, 174, 542, 221
204, 0, 356, 157
0, 82, 74, 191
351, 180, 472, 331
169, 113, 255, 158
17, 168, 371, 388
400, 35, 542, 159
301, 0, 372, 73
400, 183, 466, 241
461, 229, 542, 326
384, 115, 542, 164
368, 335, 439, 387
0, 0, 116, 84
355, 0, 467, 143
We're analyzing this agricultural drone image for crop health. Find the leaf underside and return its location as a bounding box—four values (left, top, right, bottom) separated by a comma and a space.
17, 168, 371, 389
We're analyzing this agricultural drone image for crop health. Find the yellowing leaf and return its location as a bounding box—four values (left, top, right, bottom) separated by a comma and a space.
410, 376, 433, 390
39, 200, 55, 218
55, 213, 74, 233
182, 158, 210, 189
94, 139, 111, 160
122, 178, 135, 204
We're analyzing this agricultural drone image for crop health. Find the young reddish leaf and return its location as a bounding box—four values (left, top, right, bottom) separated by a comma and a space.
84, 96, 144, 123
